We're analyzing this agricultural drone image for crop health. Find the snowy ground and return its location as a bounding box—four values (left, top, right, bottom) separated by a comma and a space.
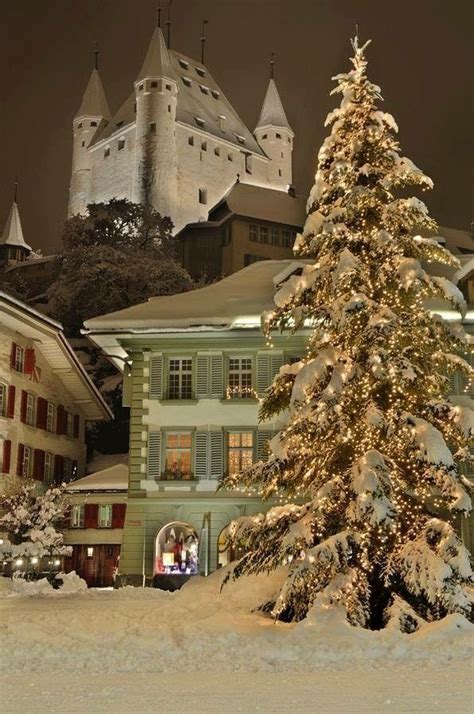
1, 570, 473, 713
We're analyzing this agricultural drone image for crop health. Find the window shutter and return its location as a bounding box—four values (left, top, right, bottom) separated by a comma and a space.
194, 431, 208, 478
147, 431, 162, 479
448, 373, 457, 394
196, 355, 210, 399
257, 430, 273, 461
10, 343, 17, 370
24, 348, 36, 375
149, 355, 163, 399
256, 353, 271, 396
20, 390, 28, 423
84, 503, 99, 529
7, 386, 15, 418
16, 443, 24, 476
209, 354, 224, 398
209, 430, 223, 479
33, 449, 45, 481
56, 405, 66, 435
270, 353, 284, 381
73, 414, 80, 439
54, 455, 64, 483
459, 352, 474, 397
112, 503, 127, 529
2, 440, 11, 474
36, 397, 47, 429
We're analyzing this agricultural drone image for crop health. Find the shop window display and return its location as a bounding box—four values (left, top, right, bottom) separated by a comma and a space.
155, 521, 199, 576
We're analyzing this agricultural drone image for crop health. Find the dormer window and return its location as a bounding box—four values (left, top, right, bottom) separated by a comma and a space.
199, 85, 209, 95
195, 67, 205, 77
139, 84, 144, 91
179, 59, 189, 70
195, 117, 205, 128
90, 121, 97, 127
217, 115, 226, 131
211, 89, 220, 99
235, 134, 245, 145
151, 81, 158, 88
182, 77, 192, 87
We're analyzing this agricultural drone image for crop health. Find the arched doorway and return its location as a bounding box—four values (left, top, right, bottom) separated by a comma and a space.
217, 524, 246, 569
154, 521, 199, 577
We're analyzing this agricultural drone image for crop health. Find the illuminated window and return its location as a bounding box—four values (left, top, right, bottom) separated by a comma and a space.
228, 357, 253, 399
71, 504, 84, 528
228, 432, 254, 475
87, 547, 94, 558
168, 358, 192, 399
98, 504, 112, 528
164, 432, 192, 480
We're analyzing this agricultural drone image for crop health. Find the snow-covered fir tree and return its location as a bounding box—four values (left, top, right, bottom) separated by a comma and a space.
223, 38, 473, 630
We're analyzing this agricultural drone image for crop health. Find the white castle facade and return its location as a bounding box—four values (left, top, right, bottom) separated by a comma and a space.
68, 26, 294, 234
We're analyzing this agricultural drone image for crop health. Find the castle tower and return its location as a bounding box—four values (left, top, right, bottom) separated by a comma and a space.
0, 186, 32, 265
131, 26, 178, 219
68, 51, 110, 217
254, 72, 294, 191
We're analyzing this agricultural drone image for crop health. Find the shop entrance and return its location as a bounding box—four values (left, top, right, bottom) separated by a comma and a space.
154, 521, 199, 583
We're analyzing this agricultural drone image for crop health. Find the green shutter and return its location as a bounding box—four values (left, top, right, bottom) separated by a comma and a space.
448, 372, 458, 395
149, 355, 163, 399
196, 354, 210, 399
209, 353, 224, 398
147, 431, 162, 479
209, 430, 223, 478
257, 430, 273, 461
460, 351, 474, 397
194, 431, 208, 478
256, 353, 271, 396
270, 353, 284, 381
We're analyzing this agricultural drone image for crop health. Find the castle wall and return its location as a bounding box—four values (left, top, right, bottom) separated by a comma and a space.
89, 130, 136, 205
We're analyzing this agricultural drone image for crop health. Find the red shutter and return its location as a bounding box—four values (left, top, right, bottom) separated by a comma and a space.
33, 449, 45, 481
84, 504, 99, 529
17, 443, 24, 476
7, 386, 15, 418
112, 503, 127, 529
73, 414, 80, 439
54, 454, 64, 483
10, 343, 17, 370
24, 348, 36, 375
2, 440, 11, 474
20, 390, 28, 423
36, 397, 46, 429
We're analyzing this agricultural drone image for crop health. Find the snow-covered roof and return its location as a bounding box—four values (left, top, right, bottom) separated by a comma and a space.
1, 201, 31, 250
452, 256, 474, 285
135, 26, 174, 83
0, 292, 112, 421
429, 226, 473, 257
84, 259, 306, 334
255, 78, 293, 133
67, 464, 128, 492
76, 68, 111, 120
207, 183, 305, 227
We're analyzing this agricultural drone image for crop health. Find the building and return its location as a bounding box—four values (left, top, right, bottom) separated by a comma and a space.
64, 463, 128, 587
0, 292, 111, 490
68, 26, 294, 234
179, 182, 306, 281
0, 196, 32, 267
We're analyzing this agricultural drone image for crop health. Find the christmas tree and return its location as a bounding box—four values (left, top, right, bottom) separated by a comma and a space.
223, 38, 473, 630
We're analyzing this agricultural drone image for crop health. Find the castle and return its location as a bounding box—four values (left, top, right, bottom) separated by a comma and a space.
68, 25, 294, 234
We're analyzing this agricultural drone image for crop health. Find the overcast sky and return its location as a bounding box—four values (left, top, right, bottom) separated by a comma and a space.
1, 0, 473, 254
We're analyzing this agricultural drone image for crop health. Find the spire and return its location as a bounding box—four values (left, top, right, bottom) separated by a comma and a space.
255, 78, 292, 133
136, 25, 174, 82
1, 192, 31, 250
76, 61, 110, 120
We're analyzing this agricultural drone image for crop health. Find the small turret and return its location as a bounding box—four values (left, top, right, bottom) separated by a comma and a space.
68, 48, 111, 217
0, 183, 32, 265
254, 61, 294, 191
131, 25, 178, 218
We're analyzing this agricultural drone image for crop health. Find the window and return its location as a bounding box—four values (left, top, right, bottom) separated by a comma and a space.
151, 80, 158, 88
227, 357, 253, 399
63, 457, 76, 481
81, 140, 85, 147
259, 226, 269, 244
217, 115, 226, 131
214, 147, 220, 157
87, 547, 94, 558
98, 504, 112, 528
25, 393, 35, 426
199, 188, 207, 205
149, 122, 156, 134
228, 432, 254, 475
195, 67, 205, 77
195, 117, 205, 128
66, 411, 73, 438
46, 402, 55, 433
168, 358, 192, 400
44, 452, 53, 484
211, 89, 220, 99
276, 132, 281, 138
179, 59, 189, 70
116, 120, 124, 127
155, 521, 199, 575
282, 230, 293, 248
249, 224, 258, 242
278, 169, 282, 177
168, 104, 171, 113
188, 136, 194, 146
23, 446, 33, 477
90, 121, 97, 127
227, 153, 233, 162
14, 345, 25, 372
78, 122, 83, 129
166, 83, 172, 91
104, 148, 110, 158
182, 77, 192, 87
235, 134, 245, 145
71, 504, 84, 528
201, 141, 207, 152
139, 83, 144, 91
271, 227, 279, 246
118, 139, 125, 151
199, 85, 209, 95
0, 383, 6, 417
164, 432, 192, 480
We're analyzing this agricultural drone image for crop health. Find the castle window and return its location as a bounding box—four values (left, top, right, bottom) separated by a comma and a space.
78, 122, 83, 128
278, 169, 282, 177
198, 188, 207, 205
271, 227, 279, 246
217, 115, 226, 131
151, 81, 158, 88
281, 230, 293, 248
104, 148, 110, 158
182, 77, 192, 87
214, 147, 220, 157
276, 132, 281, 139
90, 121, 97, 127
188, 136, 194, 146
288, 137, 291, 144
194, 117, 205, 128
227, 153, 233, 162
261, 134, 267, 140
168, 105, 171, 112
134, 102, 137, 113
195, 67, 205, 77
249, 225, 258, 242
166, 83, 172, 90
139, 84, 144, 91
211, 90, 220, 99
235, 134, 245, 145
201, 142, 207, 152
149, 122, 156, 134
199, 85, 209, 95
259, 226, 269, 244
81, 140, 85, 147
281, 152, 284, 158
179, 59, 189, 70
116, 120, 124, 127
118, 139, 125, 151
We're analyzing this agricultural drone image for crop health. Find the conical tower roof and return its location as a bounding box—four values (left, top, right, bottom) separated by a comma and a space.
1, 201, 31, 250
136, 26, 174, 82
255, 78, 292, 133
76, 68, 111, 119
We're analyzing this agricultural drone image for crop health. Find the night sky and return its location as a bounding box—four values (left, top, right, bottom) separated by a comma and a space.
1, 0, 473, 254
